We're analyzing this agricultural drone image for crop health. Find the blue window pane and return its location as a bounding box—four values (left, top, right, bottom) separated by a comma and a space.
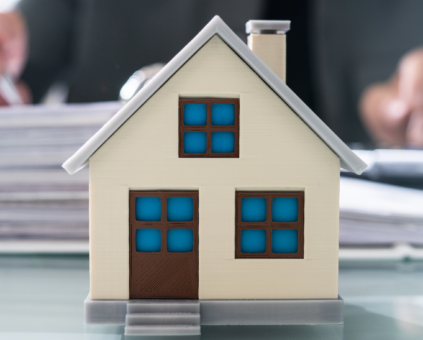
241, 198, 266, 222
167, 229, 193, 252
211, 104, 235, 126
184, 104, 207, 126
272, 198, 298, 222
211, 132, 235, 153
135, 197, 161, 221
136, 229, 161, 252
167, 197, 194, 221
272, 229, 298, 253
241, 229, 266, 253
184, 132, 207, 154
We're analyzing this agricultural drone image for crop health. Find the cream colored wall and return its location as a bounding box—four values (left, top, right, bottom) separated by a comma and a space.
89, 35, 340, 300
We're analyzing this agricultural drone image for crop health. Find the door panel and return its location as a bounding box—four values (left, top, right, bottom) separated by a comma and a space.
129, 191, 199, 299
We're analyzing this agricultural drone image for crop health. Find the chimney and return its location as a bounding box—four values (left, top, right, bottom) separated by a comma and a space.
246, 20, 291, 82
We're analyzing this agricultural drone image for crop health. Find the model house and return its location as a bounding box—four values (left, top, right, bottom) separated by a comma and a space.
63, 16, 366, 336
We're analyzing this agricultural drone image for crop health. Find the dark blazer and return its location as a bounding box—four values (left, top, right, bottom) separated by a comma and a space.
18, 0, 423, 144
18, 0, 263, 103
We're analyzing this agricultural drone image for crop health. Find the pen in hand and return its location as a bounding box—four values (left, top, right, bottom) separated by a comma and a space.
0, 72, 23, 105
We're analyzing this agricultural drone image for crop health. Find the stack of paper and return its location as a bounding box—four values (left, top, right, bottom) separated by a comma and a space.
0, 102, 121, 240
340, 177, 423, 245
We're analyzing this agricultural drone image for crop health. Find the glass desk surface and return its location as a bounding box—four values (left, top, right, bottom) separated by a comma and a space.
1, 255, 423, 340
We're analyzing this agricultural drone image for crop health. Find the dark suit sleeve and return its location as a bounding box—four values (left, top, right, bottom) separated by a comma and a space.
17, 0, 77, 103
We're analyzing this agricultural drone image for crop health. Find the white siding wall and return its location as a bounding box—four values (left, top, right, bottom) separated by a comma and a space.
89, 35, 340, 300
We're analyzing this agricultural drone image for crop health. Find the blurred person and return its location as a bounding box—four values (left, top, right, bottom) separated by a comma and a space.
0, 10, 29, 104
360, 48, 423, 148
0, 0, 422, 148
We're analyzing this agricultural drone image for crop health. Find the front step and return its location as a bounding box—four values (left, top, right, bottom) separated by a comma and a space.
125, 325, 201, 336
124, 299, 201, 336
126, 313, 200, 326
127, 299, 200, 314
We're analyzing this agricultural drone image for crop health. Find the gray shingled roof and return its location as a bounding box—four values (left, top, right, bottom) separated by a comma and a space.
63, 16, 367, 175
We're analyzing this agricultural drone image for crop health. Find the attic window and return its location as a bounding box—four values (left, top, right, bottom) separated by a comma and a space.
179, 98, 239, 158
235, 192, 304, 259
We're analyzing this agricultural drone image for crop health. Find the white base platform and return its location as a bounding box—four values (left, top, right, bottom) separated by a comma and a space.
84, 294, 344, 327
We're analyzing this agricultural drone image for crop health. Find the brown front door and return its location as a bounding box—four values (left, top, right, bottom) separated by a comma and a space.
129, 191, 199, 299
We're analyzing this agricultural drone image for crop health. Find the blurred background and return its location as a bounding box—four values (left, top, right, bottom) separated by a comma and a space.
0, 0, 422, 258
0, 1, 423, 339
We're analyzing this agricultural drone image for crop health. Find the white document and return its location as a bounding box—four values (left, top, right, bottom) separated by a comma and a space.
340, 177, 423, 245
340, 177, 423, 222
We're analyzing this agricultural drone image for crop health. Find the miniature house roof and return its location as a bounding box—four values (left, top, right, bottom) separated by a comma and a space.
63, 16, 367, 175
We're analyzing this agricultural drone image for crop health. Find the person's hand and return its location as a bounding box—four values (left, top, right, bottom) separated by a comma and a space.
0, 10, 30, 105
360, 48, 423, 148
